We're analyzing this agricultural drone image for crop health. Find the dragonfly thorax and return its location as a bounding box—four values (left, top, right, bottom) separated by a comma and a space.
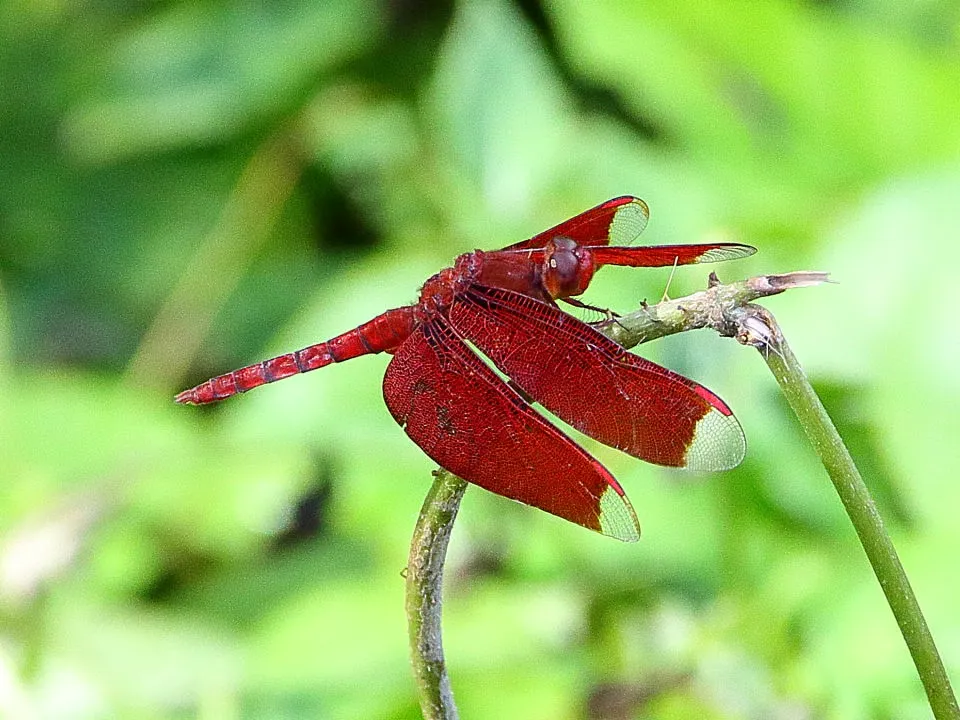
417, 268, 455, 312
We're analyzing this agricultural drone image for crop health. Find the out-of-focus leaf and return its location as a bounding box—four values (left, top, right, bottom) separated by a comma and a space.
786, 171, 960, 534
428, 0, 572, 214
62, 0, 383, 161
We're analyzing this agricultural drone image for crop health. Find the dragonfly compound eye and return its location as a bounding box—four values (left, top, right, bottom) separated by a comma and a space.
543, 236, 594, 299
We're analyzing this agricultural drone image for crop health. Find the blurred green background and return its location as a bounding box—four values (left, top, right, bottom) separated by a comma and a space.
2, 0, 959, 718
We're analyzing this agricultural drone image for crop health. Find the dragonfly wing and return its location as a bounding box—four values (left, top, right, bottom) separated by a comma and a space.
382, 321, 640, 541
451, 285, 746, 471
505, 196, 649, 251
589, 243, 756, 268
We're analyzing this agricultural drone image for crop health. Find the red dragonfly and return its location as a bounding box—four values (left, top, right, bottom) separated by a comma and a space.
177, 197, 754, 541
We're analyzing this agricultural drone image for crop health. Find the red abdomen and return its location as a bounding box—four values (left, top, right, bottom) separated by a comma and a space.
175, 306, 417, 405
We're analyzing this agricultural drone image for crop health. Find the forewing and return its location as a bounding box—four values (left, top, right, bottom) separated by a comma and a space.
382, 321, 640, 541
505, 196, 649, 251
450, 286, 746, 471
590, 243, 756, 268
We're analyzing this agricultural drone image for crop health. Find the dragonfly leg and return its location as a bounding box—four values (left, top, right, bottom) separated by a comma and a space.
560, 296, 621, 319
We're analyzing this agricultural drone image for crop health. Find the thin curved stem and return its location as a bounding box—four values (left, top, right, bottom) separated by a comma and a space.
733, 306, 959, 719
406, 470, 466, 720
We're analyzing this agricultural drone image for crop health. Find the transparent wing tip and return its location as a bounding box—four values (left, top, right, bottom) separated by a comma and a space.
608, 198, 650, 245
683, 408, 747, 471
697, 244, 757, 262
598, 486, 641, 542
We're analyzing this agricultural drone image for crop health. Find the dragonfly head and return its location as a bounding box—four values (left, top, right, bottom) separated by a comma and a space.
542, 236, 595, 300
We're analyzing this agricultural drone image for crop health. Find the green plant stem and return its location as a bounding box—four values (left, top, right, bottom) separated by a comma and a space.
404, 271, 957, 719
738, 307, 959, 719
406, 470, 467, 720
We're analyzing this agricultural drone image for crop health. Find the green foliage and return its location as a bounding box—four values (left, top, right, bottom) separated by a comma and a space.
1, 0, 958, 717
